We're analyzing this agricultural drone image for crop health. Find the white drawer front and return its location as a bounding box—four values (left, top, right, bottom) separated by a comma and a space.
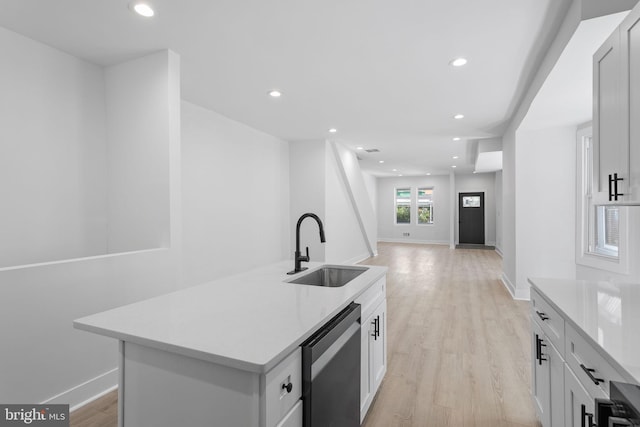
264, 348, 302, 427
355, 276, 386, 320
275, 400, 302, 427
565, 322, 626, 399
530, 288, 565, 358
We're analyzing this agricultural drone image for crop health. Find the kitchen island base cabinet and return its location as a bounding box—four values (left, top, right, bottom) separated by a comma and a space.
119, 341, 301, 427
564, 365, 594, 427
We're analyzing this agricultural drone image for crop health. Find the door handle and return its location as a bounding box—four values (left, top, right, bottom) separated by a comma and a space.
535, 335, 547, 365
371, 317, 378, 340
536, 311, 549, 321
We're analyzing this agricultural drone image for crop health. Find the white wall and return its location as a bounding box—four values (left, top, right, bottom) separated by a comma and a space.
0, 26, 109, 267
455, 172, 497, 246
377, 175, 451, 244
0, 48, 182, 407
362, 172, 378, 218
181, 101, 290, 285
289, 141, 374, 265
105, 54, 173, 253
516, 126, 577, 295
495, 171, 504, 254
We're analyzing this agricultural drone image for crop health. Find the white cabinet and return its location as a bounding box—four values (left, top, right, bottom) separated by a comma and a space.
355, 277, 387, 422
593, 4, 640, 205
564, 365, 595, 427
531, 306, 564, 427
530, 285, 632, 427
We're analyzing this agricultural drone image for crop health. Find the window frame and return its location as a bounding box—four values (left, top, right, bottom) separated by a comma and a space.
394, 187, 412, 225
417, 187, 434, 225
575, 125, 629, 273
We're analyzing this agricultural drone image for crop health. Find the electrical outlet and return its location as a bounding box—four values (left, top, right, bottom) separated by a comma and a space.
403, 232, 410, 237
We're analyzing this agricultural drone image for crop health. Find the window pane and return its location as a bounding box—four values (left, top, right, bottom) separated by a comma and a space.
396, 206, 410, 223
396, 188, 411, 224
417, 187, 433, 224
595, 205, 619, 257
418, 206, 432, 224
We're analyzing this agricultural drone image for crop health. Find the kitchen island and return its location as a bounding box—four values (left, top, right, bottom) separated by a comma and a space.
74, 261, 387, 427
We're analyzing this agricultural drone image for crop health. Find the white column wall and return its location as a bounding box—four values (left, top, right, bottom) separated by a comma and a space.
180, 101, 290, 285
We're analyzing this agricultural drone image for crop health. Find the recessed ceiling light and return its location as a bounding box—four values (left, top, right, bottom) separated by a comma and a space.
328, 128, 337, 133
450, 57, 468, 67
454, 114, 465, 120
453, 156, 459, 159
131, 2, 154, 17
453, 137, 461, 141
356, 146, 364, 150
392, 169, 397, 172
451, 165, 457, 168
379, 160, 385, 164
268, 90, 282, 98
398, 174, 403, 177
426, 173, 431, 176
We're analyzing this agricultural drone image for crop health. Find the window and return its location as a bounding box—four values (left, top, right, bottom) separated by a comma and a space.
576, 126, 627, 272
395, 188, 411, 224
417, 188, 434, 224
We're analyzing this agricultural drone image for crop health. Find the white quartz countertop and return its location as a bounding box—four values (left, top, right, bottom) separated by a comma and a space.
74, 261, 387, 374
528, 277, 640, 384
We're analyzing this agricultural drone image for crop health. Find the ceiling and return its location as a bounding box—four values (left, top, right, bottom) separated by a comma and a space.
519, 11, 629, 131
0, 0, 571, 176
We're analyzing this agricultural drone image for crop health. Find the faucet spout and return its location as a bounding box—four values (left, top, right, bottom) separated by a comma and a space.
288, 213, 326, 275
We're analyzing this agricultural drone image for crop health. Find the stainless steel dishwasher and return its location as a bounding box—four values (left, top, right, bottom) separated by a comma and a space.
301, 302, 361, 427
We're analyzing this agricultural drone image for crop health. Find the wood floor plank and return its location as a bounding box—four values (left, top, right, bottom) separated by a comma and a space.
70, 243, 538, 427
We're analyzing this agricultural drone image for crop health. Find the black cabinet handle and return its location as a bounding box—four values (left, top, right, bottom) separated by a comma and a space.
580, 364, 604, 385
536, 311, 549, 321
581, 404, 594, 427
609, 173, 625, 201
282, 382, 293, 393
535, 334, 547, 365
372, 316, 380, 340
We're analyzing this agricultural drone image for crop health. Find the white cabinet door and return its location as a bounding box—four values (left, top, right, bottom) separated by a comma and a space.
370, 299, 387, 393
593, 28, 624, 204
359, 310, 373, 419
275, 400, 302, 427
532, 320, 551, 427
621, 5, 640, 202
359, 298, 387, 422
564, 365, 595, 427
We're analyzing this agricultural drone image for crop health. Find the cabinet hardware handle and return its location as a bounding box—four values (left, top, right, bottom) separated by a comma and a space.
536, 335, 547, 365
536, 311, 549, 321
581, 404, 594, 427
371, 317, 378, 340
376, 315, 380, 338
282, 382, 293, 393
610, 173, 625, 201
609, 174, 614, 201
580, 364, 604, 385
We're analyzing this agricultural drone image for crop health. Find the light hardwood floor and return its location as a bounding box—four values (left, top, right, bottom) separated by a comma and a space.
70, 242, 538, 427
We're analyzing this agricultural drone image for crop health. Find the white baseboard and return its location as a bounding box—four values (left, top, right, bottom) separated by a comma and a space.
42, 368, 118, 412
500, 273, 530, 300
377, 238, 449, 246
494, 246, 503, 257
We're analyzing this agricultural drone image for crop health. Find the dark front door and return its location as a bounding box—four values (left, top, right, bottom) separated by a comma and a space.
459, 192, 485, 244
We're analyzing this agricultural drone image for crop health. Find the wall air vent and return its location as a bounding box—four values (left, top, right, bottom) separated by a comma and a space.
365, 149, 380, 153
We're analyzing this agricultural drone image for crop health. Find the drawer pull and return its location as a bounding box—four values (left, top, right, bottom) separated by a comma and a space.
282, 382, 293, 393
580, 364, 604, 386
536, 311, 549, 321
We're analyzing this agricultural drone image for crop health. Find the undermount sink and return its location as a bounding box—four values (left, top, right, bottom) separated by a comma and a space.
287, 265, 368, 287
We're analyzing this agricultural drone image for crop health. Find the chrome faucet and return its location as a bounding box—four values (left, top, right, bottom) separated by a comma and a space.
287, 213, 326, 274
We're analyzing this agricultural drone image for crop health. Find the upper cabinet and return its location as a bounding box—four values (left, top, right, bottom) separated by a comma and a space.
594, 5, 640, 205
